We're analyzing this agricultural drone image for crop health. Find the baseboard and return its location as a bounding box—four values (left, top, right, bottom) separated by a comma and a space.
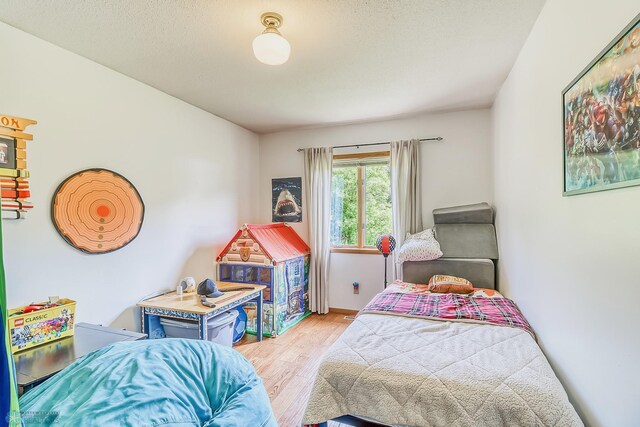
329, 307, 359, 316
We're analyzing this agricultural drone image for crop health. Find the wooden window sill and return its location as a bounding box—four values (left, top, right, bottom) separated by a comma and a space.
331, 247, 381, 255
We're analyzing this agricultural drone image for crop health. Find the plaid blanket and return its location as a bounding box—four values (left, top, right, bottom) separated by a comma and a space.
361, 290, 535, 339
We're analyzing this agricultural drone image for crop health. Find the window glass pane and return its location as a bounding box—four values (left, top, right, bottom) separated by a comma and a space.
233, 266, 244, 282
245, 267, 258, 283
220, 265, 231, 281
331, 166, 358, 246
364, 163, 392, 247
259, 268, 272, 284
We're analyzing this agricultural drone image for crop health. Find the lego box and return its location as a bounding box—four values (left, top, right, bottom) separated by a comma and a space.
8, 298, 76, 353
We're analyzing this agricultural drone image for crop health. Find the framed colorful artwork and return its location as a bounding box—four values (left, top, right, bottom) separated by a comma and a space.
0, 137, 16, 170
272, 177, 302, 222
51, 169, 144, 254
563, 12, 640, 195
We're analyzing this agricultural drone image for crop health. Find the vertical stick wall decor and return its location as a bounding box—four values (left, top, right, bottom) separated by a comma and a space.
0, 114, 37, 220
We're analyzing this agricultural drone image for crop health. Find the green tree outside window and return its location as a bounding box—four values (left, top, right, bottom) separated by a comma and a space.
331, 155, 391, 248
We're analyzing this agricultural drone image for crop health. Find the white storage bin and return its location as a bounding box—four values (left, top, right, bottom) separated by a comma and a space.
160, 310, 238, 347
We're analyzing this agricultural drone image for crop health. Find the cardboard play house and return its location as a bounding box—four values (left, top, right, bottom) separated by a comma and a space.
216, 223, 310, 337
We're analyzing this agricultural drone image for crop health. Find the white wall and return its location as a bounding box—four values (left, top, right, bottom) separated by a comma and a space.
0, 22, 259, 330
492, 1, 640, 425
259, 109, 493, 309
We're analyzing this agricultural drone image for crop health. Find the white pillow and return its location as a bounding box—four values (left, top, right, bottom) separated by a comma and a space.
396, 229, 443, 264
405, 229, 436, 241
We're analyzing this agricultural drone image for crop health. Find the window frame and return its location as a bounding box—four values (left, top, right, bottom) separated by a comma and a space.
330, 150, 390, 255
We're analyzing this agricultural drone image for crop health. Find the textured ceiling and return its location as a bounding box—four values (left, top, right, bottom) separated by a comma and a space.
0, 1, 545, 133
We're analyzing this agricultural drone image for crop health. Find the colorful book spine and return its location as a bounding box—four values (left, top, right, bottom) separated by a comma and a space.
0, 169, 30, 179
1, 210, 28, 220
1, 190, 30, 199
0, 184, 28, 190
1, 200, 34, 210
0, 178, 28, 186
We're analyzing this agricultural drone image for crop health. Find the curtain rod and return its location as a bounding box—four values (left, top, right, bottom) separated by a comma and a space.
296, 137, 443, 152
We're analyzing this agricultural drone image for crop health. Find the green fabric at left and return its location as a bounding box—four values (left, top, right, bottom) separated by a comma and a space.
0, 216, 21, 426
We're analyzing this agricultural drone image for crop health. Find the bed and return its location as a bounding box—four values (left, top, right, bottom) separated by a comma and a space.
18, 338, 277, 427
303, 203, 583, 427
303, 283, 581, 426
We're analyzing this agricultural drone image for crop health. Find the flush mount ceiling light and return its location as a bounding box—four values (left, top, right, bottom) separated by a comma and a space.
253, 12, 291, 65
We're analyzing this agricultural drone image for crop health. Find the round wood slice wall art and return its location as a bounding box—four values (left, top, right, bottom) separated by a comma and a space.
51, 169, 144, 254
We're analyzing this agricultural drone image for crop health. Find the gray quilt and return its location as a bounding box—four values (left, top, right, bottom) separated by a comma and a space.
303, 314, 582, 427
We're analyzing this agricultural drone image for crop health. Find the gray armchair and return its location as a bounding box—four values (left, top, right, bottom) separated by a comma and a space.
402, 202, 498, 289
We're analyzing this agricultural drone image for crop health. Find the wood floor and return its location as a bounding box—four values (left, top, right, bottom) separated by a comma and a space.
235, 312, 353, 427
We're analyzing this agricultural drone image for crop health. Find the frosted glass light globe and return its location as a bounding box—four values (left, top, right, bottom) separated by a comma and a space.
253, 32, 291, 65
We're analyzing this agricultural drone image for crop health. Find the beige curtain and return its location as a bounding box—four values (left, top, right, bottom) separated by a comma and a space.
390, 139, 423, 280
303, 147, 333, 314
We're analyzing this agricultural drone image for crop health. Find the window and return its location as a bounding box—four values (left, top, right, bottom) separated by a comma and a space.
259, 268, 272, 284
219, 265, 273, 301
233, 266, 244, 282
331, 151, 392, 252
220, 265, 231, 281
245, 267, 258, 283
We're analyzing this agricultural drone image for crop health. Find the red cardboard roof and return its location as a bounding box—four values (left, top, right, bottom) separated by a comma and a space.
217, 223, 310, 263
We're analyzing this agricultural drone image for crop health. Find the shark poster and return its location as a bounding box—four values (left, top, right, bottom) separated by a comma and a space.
272, 177, 302, 223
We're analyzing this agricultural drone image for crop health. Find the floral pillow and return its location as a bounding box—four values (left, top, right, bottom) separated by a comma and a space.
395, 229, 443, 264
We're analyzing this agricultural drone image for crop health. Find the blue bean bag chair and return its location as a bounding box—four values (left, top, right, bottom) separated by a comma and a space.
19, 339, 276, 427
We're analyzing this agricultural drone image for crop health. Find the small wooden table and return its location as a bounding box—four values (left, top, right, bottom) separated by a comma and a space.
137, 282, 265, 342
14, 322, 146, 395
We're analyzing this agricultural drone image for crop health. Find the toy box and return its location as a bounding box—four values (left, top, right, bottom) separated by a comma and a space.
8, 298, 76, 353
